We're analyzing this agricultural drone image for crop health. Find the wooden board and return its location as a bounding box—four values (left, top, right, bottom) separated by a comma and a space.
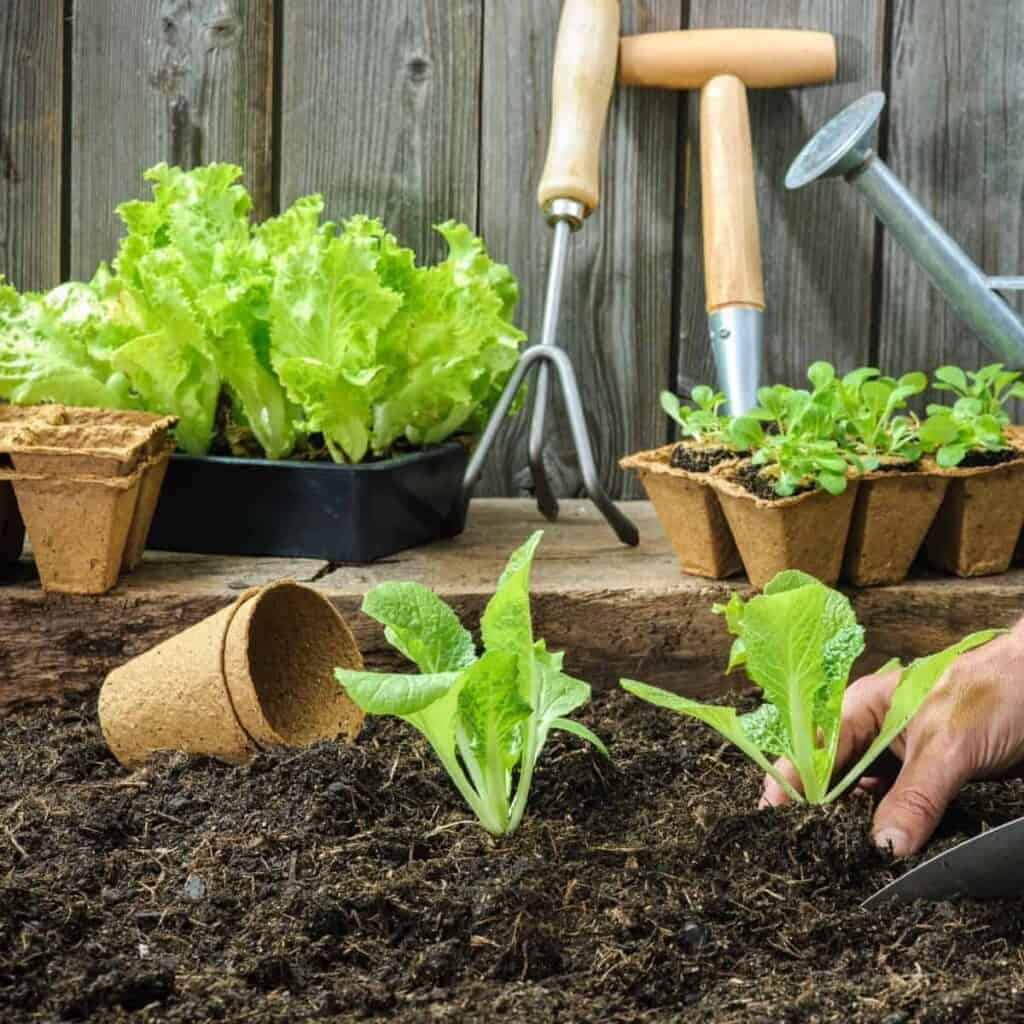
474, 0, 681, 499
69, 0, 274, 278
675, 0, 887, 395
878, 0, 1024, 393
3, 499, 1023, 714
0, 0, 63, 291
278, 0, 482, 268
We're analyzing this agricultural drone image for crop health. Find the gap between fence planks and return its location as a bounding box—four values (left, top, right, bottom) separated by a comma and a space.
2, 499, 1023, 715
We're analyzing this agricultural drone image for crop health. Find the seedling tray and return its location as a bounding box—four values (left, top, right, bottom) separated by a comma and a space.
146, 442, 469, 562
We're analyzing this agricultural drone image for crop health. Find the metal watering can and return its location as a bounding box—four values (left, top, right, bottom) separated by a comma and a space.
786, 92, 1024, 367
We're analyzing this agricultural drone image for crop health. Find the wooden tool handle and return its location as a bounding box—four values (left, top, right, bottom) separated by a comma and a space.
537, 0, 621, 214
619, 29, 836, 90
700, 75, 764, 312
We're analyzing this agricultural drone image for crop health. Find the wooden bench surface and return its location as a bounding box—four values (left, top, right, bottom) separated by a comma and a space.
2, 499, 1023, 711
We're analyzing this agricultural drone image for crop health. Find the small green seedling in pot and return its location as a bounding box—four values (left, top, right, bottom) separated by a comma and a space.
621, 570, 997, 804
660, 386, 731, 445
932, 364, 1024, 421
833, 366, 928, 468
920, 364, 1024, 468
336, 532, 607, 835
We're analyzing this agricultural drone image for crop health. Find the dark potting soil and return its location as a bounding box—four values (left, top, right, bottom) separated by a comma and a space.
957, 446, 1024, 469
669, 444, 735, 474
4, 691, 1024, 1024
735, 461, 815, 501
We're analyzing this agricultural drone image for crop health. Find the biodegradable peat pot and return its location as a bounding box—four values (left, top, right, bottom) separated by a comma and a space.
121, 444, 175, 572
5, 467, 143, 594
148, 442, 470, 562
98, 581, 365, 768
842, 465, 950, 586
619, 444, 741, 578
710, 464, 859, 588
923, 452, 1024, 577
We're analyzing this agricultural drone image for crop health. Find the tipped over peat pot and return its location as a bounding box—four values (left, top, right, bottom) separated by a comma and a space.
99, 580, 365, 767
619, 444, 741, 578
923, 448, 1024, 577
843, 463, 949, 586
146, 441, 470, 563
710, 462, 859, 588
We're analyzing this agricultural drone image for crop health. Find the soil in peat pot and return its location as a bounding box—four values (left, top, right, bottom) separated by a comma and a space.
957, 446, 1024, 469
735, 462, 815, 501
3, 691, 1024, 1023
669, 444, 736, 474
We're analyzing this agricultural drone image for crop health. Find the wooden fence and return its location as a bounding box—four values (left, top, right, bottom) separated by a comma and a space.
1, 1, 1022, 498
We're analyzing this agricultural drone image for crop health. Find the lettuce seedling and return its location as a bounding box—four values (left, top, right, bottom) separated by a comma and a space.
621, 571, 997, 804
335, 532, 607, 835
833, 366, 927, 467
920, 364, 1024, 467
660, 386, 731, 445
933, 364, 1024, 421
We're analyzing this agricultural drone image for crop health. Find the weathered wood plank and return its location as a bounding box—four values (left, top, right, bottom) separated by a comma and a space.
878, 0, 1024, 390
69, 0, 274, 279
0, 1, 62, 291
279, 1, 482, 268
475, 0, 682, 499
675, 0, 887, 396
3, 499, 1022, 713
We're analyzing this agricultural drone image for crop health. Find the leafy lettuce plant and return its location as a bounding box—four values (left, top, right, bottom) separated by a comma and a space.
0, 163, 524, 463
833, 365, 927, 467
660, 386, 731, 445
336, 532, 607, 835
621, 571, 997, 804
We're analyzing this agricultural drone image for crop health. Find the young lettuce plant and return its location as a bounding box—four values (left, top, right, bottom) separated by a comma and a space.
335, 532, 607, 835
834, 366, 927, 467
920, 364, 1024, 467
621, 570, 997, 804
660, 386, 730, 445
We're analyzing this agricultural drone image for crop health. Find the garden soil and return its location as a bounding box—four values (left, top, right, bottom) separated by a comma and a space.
3, 690, 1024, 1023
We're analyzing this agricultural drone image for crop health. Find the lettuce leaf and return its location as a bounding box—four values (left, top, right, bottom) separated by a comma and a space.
623, 572, 999, 805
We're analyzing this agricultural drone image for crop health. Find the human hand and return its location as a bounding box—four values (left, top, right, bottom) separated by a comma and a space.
760, 623, 1024, 857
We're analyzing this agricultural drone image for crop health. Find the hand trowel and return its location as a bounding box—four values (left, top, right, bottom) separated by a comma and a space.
463, 0, 639, 546
863, 813, 1024, 909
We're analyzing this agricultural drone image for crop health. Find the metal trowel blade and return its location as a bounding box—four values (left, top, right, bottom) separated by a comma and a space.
863, 813, 1024, 909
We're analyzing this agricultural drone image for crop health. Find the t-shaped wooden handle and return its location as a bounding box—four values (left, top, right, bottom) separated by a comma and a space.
537, 0, 621, 215
620, 28, 837, 312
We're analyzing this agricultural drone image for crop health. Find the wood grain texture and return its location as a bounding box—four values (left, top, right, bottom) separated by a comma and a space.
4, 499, 1023, 714
0, 1, 63, 291
279, 1, 482, 268
475, 0, 682, 499
69, 0, 274, 278
675, 0, 886, 397
878, 0, 1024, 390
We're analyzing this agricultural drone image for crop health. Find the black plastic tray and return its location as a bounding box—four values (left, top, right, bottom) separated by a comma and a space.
147, 442, 469, 562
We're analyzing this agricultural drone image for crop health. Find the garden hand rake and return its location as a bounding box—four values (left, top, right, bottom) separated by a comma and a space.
462, 0, 639, 547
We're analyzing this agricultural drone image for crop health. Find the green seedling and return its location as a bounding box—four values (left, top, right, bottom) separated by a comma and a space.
660, 386, 731, 445
833, 365, 927, 467
622, 570, 997, 804
336, 532, 607, 836
920, 364, 1024, 467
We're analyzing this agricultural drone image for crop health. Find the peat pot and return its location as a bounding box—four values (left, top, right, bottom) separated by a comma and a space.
710, 463, 859, 589
620, 444, 741, 579
923, 452, 1024, 578
147, 442, 470, 563
842, 466, 949, 586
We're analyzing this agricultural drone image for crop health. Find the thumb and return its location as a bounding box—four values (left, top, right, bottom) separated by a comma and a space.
872, 738, 969, 858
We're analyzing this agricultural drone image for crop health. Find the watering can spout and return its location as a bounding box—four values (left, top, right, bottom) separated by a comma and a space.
786, 92, 1024, 368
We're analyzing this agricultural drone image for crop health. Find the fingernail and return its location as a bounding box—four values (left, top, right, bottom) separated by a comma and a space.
874, 827, 911, 858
